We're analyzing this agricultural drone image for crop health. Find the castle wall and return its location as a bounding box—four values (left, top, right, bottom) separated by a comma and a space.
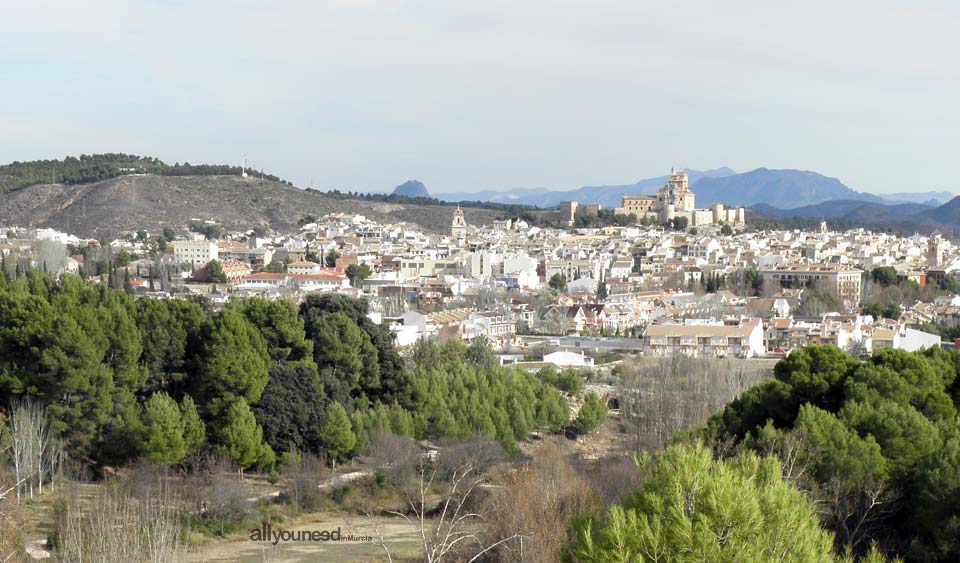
692, 209, 714, 226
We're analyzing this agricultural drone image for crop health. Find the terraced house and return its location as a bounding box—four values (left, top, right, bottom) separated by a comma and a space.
642, 319, 764, 358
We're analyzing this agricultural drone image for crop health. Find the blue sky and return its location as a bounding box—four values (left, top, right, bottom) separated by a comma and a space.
2, 0, 958, 194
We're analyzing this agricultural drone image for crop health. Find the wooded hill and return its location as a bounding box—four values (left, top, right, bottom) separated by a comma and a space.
0, 154, 531, 238
0, 153, 288, 193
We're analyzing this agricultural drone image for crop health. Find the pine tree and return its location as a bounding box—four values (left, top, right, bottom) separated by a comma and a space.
139, 392, 187, 464
196, 309, 270, 417
214, 398, 271, 469
320, 402, 355, 467
180, 395, 205, 454
568, 442, 849, 563
572, 392, 607, 434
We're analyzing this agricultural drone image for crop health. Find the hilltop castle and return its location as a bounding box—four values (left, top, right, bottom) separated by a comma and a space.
615, 169, 745, 227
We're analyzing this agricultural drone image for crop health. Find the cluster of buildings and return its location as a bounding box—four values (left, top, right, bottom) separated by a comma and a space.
2, 178, 958, 365
559, 169, 746, 228
616, 169, 746, 227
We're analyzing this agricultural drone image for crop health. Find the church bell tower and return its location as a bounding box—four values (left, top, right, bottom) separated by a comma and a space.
451, 206, 467, 240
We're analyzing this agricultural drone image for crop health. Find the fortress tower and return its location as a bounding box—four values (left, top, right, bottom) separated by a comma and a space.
657, 168, 696, 213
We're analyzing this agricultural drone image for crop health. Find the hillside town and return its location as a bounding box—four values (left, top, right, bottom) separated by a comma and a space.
1, 171, 954, 368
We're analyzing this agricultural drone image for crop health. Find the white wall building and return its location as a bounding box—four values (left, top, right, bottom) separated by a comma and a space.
501, 254, 540, 289
174, 240, 219, 269
543, 350, 595, 368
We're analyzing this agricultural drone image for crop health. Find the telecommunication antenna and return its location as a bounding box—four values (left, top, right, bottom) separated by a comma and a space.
241, 155, 248, 178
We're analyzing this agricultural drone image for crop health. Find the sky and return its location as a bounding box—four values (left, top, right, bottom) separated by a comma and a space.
2, 0, 958, 195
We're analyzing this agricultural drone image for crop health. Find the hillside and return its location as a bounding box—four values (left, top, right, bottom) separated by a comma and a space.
692, 168, 884, 209
753, 195, 960, 233
0, 175, 511, 238
752, 199, 931, 221
918, 196, 960, 225
747, 198, 960, 236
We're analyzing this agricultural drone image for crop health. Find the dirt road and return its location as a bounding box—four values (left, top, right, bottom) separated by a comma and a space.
188, 513, 422, 563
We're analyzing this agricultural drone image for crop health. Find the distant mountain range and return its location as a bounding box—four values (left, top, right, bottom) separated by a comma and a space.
424, 166, 960, 233
433, 167, 944, 211
434, 168, 737, 209
691, 168, 887, 209
881, 191, 956, 206
750, 195, 960, 235
752, 200, 935, 222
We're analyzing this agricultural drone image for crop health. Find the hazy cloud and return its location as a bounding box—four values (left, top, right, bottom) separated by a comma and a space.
2, 0, 957, 194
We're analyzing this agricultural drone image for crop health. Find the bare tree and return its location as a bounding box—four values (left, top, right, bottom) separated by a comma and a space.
751, 423, 898, 553
390, 459, 520, 563
281, 452, 325, 513
363, 429, 421, 486
485, 440, 600, 563
0, 471, 27, 562
749, 425, 811, 483
9, 399, 60, 502
53, 477, 187, 563
353, 511, 396, 563
819, 480, 899, 553
176, 454, 255, 536
617, 356, 771, 454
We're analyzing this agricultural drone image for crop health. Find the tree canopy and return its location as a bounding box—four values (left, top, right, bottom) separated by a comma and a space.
567, 442, 872, 563
707, 345, 960, 560
0, 272, 571, 470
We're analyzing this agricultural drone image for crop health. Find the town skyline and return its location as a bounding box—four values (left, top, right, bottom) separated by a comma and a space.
6, 2, 960, 561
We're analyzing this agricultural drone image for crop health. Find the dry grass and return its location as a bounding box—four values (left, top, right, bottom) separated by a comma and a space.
187, 512, 425, 563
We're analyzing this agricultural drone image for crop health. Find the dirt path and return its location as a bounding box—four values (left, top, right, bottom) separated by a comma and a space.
247, 469, 372, 503
188, 513, 422, 563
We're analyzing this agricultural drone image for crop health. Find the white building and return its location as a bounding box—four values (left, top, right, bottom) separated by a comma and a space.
543, 350, 595, 368
293, 272, 349, 292
642, 319, 765, 358
287, 261, 323, 275
501, 254, 540, 289
174, 240, 219, 269
608, 259, 634, 280
34, 228, 80, 245
463, 252, 498, 278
